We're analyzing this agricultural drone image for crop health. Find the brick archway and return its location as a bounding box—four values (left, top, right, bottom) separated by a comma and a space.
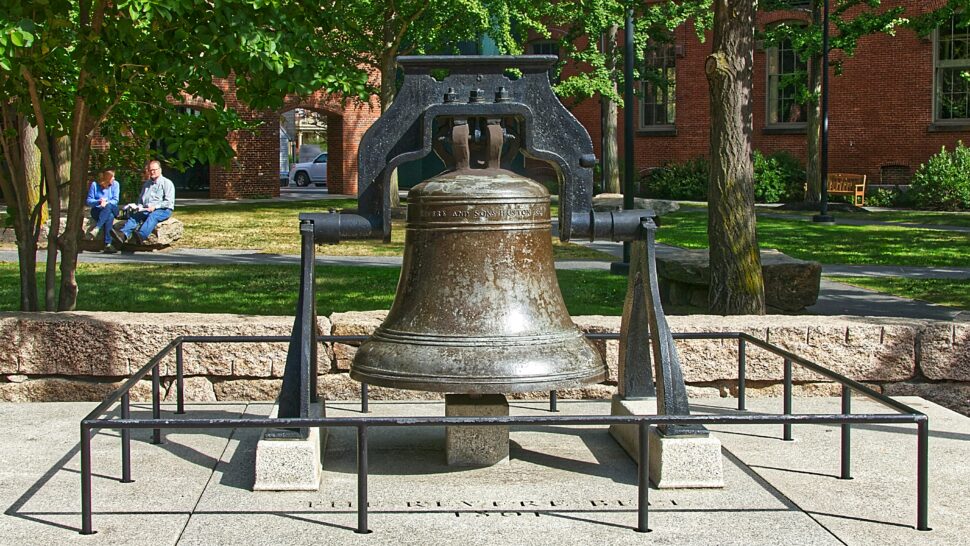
210, 85, 380, 199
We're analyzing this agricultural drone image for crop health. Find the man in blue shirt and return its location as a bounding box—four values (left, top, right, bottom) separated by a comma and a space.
116, 160, 176, 245
86, 169, 121, 253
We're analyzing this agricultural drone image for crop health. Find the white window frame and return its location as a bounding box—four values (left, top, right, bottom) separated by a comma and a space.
934, 15, 970, 123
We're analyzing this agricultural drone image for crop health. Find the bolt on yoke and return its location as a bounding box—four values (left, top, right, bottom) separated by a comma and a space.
300, 55, 655, 244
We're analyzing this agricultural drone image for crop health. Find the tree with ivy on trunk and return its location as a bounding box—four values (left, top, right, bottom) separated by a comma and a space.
0, 0, 369, 311
705, 0, 765, 315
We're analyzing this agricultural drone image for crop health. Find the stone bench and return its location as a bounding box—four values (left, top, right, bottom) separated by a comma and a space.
82, 216, 184, 251
655, 247, 821, 313
591, 193, 680, 217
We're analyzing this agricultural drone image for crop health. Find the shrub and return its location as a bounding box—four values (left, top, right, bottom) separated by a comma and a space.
640, 157, 708, 200
909, 142, 970, 210
753, 150, 805, 203
863, 188, 899, 208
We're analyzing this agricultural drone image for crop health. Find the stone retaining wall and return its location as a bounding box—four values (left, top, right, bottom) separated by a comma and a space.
1, 311, 967, 415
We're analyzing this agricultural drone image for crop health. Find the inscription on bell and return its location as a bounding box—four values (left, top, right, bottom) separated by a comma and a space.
419, 203, 549, 221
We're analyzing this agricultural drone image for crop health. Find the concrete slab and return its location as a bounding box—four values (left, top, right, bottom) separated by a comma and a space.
609, 396, 725, 488
0, 397, 966, 545
253, 403, 326, 491
445, 394, 509, 467
703, 396, 970, 546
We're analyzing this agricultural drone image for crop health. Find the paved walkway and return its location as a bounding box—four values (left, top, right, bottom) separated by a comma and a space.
2, 397, 968, 545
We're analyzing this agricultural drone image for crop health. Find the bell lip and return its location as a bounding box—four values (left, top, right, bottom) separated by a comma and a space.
369, 328, 589, 347
349, 368, 608, 394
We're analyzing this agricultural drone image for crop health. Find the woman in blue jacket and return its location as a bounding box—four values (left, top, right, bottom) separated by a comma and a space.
85, 169, 120, 253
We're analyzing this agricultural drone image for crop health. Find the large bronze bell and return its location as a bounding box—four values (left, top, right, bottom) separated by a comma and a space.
350, 120, 606, 393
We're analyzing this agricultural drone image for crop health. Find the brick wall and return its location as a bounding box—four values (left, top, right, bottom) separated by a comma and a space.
570, 0, 968, 185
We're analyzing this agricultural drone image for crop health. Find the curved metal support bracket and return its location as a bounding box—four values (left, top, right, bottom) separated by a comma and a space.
620, 219, 708, 438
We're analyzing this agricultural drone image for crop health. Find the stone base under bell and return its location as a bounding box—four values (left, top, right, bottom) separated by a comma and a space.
445, 394, 509, 467
253, 403, 327, 491
609, 395, 724, 488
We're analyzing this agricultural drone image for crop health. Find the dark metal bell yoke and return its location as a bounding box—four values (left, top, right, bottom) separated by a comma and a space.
351, 161, 606, 394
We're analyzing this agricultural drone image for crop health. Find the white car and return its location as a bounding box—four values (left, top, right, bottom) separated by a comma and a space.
288, 152, 327, 187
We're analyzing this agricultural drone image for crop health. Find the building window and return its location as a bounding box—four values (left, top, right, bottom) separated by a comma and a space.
935, 15, 970, 121
766, 37, 807, 126
640, 39, 676, 128
530, 40, 560, 83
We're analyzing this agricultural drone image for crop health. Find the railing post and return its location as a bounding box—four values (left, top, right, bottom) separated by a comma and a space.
637, 421, 650, 533
151, 364, 162, 445
175, 342, 185, 415
80, 423, 95, 535
840, 386, 852, 480
121, 394, 133, 483
783, 358, 793, 441
549, 390, 559, 413
737, 338, 746, 411
357, 425, 371, 534
361, 383, 369, 414
917, 418, 931, 531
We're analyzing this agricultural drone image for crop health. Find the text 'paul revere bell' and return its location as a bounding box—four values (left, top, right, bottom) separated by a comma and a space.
351, 118, 606, 393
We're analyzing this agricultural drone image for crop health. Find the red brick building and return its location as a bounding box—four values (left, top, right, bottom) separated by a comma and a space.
183, 83, 380, 199
566, 1, 969, 191
171, 1, 965, 199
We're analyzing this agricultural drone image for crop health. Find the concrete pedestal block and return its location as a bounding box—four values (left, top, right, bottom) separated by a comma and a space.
253, 403, 326, 491
445, 394, 509, 467
609, 395, 724, 488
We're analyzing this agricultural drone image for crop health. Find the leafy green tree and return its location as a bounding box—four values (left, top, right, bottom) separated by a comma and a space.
540, 0, 712, 194
760, 1, 907, 204
329, 0, 532, 207
0, 0, 368, 311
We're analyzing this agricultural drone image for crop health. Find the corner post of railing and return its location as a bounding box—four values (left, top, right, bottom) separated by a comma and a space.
636, 420, 650, 533
151, 362, 162, 445
356, 425, 372, 534
175, 339, 185, 415
783, 358, 793, 441
80, 422, 95, 535
840, 386, 852, 480
549, 390, 559, 413
737, 337, 747, 411
917, 416, 931, 531
361, 383, 369, 414
121, 393, 133, 483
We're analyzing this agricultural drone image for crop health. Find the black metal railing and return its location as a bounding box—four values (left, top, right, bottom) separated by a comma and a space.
79, 332, 931, 536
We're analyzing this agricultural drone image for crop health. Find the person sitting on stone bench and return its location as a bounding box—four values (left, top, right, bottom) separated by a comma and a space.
86, 169, 121, 253
114, 159, 175, 245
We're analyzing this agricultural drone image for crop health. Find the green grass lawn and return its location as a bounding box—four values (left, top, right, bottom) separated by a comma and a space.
0, 263, 629, 316
827, 276, 970, 311
748, 206, 970, 228
657, 210, 970, 267
176, 199, 609, 260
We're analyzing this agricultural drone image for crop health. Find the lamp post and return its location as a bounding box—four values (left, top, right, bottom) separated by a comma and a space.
812, 0, 835, 224
611, 7, 636, 274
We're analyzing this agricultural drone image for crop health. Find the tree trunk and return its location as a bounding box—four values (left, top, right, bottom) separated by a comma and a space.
46, 136, 70, 309
804, 1, 823, 204
704, 0, 765, 315
0, 106, 41, 311
602, 24, 621, 194
57, 102, 92, 311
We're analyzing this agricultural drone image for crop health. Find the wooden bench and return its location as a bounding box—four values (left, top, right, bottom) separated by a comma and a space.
827, 173, 867, 206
